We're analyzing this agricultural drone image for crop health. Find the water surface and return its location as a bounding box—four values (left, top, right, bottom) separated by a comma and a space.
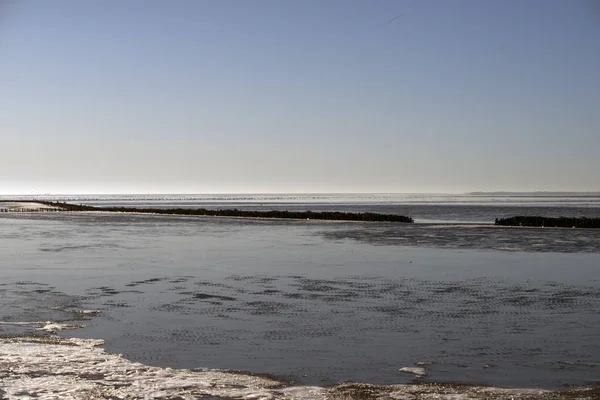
1, 211, 598, 393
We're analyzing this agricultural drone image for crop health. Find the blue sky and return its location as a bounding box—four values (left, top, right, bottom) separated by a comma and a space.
1, 0, 598, 194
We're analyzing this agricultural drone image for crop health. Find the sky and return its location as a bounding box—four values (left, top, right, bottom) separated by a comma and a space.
0, 0, 599, 194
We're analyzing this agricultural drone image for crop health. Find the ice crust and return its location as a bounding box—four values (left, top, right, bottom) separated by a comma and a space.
0, 336, 591, 400
0, 337, 324, 400
399, 366, 427, 377
38, 322, 86, 332
0, 321, 85, 333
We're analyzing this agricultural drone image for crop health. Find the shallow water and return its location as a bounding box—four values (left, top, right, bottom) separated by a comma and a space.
1, 211, 599, 397
4, 193, 600, 223
80, 202, 600, 224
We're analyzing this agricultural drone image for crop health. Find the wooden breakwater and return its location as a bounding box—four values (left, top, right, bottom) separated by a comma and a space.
0, 207, 62, 213
495, 216, 600, 228
27, 201, 415, 223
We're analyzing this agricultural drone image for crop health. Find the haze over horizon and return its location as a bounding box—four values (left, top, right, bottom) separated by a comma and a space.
1, 0, 599, 195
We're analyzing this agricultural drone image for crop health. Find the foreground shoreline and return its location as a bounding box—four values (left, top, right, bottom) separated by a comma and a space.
1, 335, 598, 400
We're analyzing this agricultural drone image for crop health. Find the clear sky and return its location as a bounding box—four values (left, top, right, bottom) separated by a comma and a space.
1, 0, 599, 194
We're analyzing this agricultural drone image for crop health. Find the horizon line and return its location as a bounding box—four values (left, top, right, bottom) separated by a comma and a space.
1, 191, 600, 196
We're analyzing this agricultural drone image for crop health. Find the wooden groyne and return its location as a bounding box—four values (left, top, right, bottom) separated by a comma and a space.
495, 216, 600, 228
0, 207, 62, 213
27, 201, 415, 223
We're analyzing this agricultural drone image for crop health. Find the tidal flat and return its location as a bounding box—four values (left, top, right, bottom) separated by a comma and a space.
0, 210, 599, 398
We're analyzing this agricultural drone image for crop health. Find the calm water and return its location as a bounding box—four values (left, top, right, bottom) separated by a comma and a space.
0, 194, 599, 398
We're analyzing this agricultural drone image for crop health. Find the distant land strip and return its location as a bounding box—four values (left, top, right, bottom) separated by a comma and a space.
495, 216, 600, 228
14, 201, 414, 223
468, 191, 600, 197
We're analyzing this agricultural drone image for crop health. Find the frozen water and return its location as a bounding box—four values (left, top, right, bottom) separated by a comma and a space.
399, 367, 427, 377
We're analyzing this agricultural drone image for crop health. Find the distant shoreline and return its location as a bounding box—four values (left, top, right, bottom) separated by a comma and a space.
468, 191, 600, 197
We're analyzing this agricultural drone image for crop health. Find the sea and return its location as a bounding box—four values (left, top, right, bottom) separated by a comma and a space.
0, 193, 599, 399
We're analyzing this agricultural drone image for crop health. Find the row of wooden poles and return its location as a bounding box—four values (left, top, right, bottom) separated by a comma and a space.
0, 208, 63, 213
